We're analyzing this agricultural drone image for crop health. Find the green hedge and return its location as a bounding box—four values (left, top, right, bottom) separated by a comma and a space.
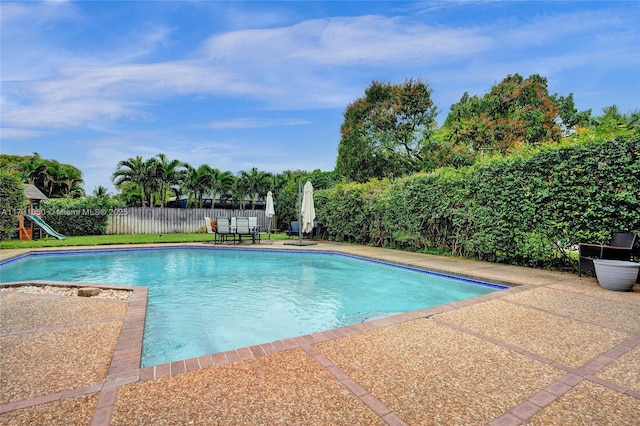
41, 197, 125, 236
315, 136, 640, 269
315, 180, 389, 244
0, 172, 27, 240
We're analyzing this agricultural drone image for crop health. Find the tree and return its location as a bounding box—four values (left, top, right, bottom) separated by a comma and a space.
555, 93, 592, 133
305, 169, 338, 190
44, 161, 84, 198
209, 168, 235, 207
444, 74, 563, 153
93, 186, 111, 198
577, 105, 640, 139
153, 154, 186, 207
18, 153, 48, 188
336, 98, 384, 183
44, 162, 66, 198
13, 153, 84, 198
64, 166, 85, 198
0, 171, 26, 239
182, 164, 214, 208
238, 167, 271, 209
270, 169, 336, 229
113, 182, 141, 207
336, 79, 439, 182
111, 156, 157, 207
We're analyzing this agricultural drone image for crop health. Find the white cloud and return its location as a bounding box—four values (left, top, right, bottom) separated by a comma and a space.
1, 5, 638, 134
207, 117, 311, 129
0, 0, 78, 28
2, 97, 145, 128
202, 15, 491, 66
0, 128, 45, 139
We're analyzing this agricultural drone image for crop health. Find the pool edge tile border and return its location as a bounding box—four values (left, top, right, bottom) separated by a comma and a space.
0, 280, 144, 421
91, 285, 147, 426
5, 244, 633, 425
0, 243, 541, 425
137, 284, 526, 381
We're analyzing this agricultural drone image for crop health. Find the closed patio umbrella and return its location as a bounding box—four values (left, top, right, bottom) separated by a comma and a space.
301, 181, 315, 235
265, 191, 275, 238
284, 180, 317, 246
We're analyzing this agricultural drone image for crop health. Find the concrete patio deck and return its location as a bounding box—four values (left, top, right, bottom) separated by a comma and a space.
1, 242, 638, 425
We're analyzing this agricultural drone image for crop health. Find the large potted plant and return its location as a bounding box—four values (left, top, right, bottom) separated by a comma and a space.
593, 259, 640, 291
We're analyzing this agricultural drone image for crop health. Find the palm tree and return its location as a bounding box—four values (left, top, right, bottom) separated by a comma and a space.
64, 166, 85, 198
43, 163, 84, 198
209, 169, 236, 207
153, 154, 186, 207
232, 177, 248, 210
238, 167, 271, 209
93, 186, 111, 198
44, 162, 64, 198
18, 154, 48, 189
112, 156, 157, 207
13, 153, 85, 198
182, 164, 214, 208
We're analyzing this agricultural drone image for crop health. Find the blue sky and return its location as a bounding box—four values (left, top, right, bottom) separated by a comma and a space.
1, 1, 639, 193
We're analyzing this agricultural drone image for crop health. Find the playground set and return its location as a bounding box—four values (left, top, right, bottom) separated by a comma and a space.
14, 184, 66, 240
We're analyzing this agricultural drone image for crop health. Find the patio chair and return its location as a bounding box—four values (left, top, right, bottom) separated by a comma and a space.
578, 232, 637, 277
248, 217, 260, 242
215, 218, 235, 244
204, 217, 216, 241
204, 217, 214, 234
286, 220, 317, 239
235, 217, 255, 244
286, 221, 300, 238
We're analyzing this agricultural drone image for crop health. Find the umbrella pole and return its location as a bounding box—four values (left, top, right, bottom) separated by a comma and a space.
284, 180, 317, 247
298, 180, 303, 243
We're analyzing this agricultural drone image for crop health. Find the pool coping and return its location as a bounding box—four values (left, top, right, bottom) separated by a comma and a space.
2, 242, 609, 425
0, 279, 526, 425
0, 243, 515, 287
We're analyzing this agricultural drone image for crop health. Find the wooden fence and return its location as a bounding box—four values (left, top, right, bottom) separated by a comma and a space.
106, 208, 272, 235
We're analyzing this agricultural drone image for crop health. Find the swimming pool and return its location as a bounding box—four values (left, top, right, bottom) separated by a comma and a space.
0, 248, 506, 366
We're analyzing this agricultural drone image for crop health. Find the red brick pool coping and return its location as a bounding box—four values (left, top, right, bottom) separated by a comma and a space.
1, 243, 639, 425
1, 280, 516, 425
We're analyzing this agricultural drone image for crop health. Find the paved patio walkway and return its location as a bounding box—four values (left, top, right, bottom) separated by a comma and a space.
1, 242, 638, 425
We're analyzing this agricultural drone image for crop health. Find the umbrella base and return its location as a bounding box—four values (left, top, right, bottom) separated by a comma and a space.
284, 241, 318, 246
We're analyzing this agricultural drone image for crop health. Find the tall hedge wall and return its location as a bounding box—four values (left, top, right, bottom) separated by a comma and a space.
315, 136, 639, 270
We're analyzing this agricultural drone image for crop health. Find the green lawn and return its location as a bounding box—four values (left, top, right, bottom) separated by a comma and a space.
0, 232, 289, 249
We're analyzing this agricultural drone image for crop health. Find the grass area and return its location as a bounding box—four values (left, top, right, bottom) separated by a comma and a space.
0, 232, 289, 249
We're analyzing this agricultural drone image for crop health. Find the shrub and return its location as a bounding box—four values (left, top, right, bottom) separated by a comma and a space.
315, 179, 390, 244
42, 197, 125, 236
315, 135, 640, 270
0, 172, 26, 240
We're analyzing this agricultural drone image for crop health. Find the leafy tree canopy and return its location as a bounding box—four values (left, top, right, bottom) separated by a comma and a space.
443, 74, 569, 154
0, 153, 84, 198
336, 78, 439, 182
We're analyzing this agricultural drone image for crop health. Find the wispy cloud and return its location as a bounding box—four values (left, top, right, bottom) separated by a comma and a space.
1, 1, 636, 192
202, 15, 491, 66
0, 128, 46, 139
1, 2, 638, 134
207, 117, 311, 129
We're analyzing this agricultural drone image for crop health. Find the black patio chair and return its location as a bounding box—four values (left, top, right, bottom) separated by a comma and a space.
578, 232, 637, 277
286, 220, 317, 239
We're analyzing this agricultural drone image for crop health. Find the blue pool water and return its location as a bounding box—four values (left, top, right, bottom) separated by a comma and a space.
0, 248, 505, 366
